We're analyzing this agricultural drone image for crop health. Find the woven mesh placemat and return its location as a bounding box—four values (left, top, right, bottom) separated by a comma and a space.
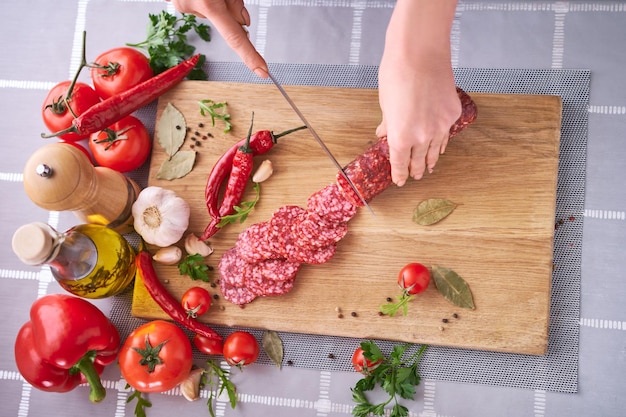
113, 64, 589, 394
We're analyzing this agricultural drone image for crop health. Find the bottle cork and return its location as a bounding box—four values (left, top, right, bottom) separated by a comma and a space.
22, 143, 140, 234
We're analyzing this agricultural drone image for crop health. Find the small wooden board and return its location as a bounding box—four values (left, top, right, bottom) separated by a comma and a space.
131, 81, 561, 355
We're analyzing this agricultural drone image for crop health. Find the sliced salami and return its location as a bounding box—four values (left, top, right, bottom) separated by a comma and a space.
256, 258, 301, 282
307, 184, 357, 223
220, 279, 259, 305
235, 221, 275, 263
217, 247, 249, 288
286, 242, 337, 265
293, 211, 348, 249
267, 205, 304, 257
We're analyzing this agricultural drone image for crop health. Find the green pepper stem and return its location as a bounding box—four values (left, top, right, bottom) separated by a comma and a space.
74, 353, 107, 403
271, 125, 307, 142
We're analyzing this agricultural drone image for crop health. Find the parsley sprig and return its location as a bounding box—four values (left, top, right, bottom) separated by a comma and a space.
178, 253, 212, 282
217, 182, 260, 227
351, 341, 427, 417
199, 99, 232, 133
126, 387, 152, 417
204, 360, 237, 417
127, 11, 210, 80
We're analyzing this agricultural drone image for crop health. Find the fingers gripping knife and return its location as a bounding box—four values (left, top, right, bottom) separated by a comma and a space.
267, 71, 375, 215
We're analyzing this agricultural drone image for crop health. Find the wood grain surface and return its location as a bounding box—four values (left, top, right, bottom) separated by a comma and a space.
131, 81, 562, 355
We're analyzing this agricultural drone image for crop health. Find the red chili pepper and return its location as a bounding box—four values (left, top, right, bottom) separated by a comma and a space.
135, 251, 222, 341
201, 124, 306, 240
41, 54, 199, 139
14, 294, 120, 403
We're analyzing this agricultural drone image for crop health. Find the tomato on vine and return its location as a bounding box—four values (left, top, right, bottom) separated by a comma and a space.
88, 115, 151, 172
42, 81, 101, 142
118, 320, 192, 393
181, 287, 212, 319
222, 331, 259, 368
90, 47, 153, 99
380, 262, 431, 317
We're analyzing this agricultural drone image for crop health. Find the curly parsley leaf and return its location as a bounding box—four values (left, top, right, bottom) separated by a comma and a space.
127, 11, 210, 80
350, 342, 427, 417
178, 253, 212, 282
199, 99, 232, 133
126, 387, 152, 417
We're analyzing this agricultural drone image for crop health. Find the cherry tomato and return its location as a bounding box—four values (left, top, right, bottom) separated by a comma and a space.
88, 115, 151, 172
181, 287, 212, 319
398, 263, 431, 295
90, 47, 153, 99
118, 320, 192, 393
193, 334, 224, 356
351, 346, 382, 375
41, 81, 101, 142
222, 331, 259, 368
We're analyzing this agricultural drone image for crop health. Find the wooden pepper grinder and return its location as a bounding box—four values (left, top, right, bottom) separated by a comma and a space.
23, 143, 141, 234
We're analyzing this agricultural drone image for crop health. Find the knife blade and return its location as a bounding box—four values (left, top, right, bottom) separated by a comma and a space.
267, 71, 375, 215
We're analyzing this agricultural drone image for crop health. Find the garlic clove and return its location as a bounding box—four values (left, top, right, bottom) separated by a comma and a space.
252, 159, 273, 183
184, 233, 214, 257
152, 246, 183, 265
179, 367, 204, 401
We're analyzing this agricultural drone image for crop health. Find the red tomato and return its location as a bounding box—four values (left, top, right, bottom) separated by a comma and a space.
351, 347, 382, 375
41, 81, 101, 142
193, 334, 223, 356
90, 47, 153, 99
118, 320, 192, 393
398, 263, 431, 295
181, 287, 212, 318
88, 115, 151, 172
222, 331, 259, 368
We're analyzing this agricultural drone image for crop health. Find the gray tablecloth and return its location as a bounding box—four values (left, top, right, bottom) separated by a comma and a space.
1, 1, 625, 417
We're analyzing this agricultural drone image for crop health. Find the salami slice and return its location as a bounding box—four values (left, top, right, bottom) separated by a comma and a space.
286, 242, 337, 264
307, 184, 357, 223
293, 211, 348, 249
256, 258, 301, 282
235, 221, 275, 263
267, 205, 304, 257
217, 247, 249, 288
220, 280, 259, 305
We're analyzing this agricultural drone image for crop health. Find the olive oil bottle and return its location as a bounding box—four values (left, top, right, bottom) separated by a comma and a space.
12, 222, 136, 298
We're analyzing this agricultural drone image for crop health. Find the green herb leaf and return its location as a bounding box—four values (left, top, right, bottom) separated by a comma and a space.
412, 198, 458, 225
157, 103, 186, 158
350, 342, 427, 417
199, 99, 232, 133
262, 330, 284, 369
379, 292, 414, 317
126, 388, 152, 417
204, 360, 237, 417
178, 254, 211, 282
217, 182, 261, 227
431, 265, 476, 309
156, 150, 196, 180
127, 11, 211, 79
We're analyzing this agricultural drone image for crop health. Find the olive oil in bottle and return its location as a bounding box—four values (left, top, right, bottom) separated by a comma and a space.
12, 222, 136, 298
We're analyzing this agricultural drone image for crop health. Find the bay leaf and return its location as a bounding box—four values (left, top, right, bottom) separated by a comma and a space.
412, 199, 458, 226
156, 150, 196, 180
262, 330, 284, 369
157, 102, 186, 158
431, 265, 475, 310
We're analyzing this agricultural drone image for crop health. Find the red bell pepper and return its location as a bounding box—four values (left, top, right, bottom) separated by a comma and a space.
14, 294, 120, 403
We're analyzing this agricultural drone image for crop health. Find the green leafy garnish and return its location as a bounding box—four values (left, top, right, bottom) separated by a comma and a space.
178, 253, 211, 282
199, 99, 232, 133
127, 11, 210, 80
204, 360, 237, 417
379, 292, 415, 317
217, 182, 260, 227
126, 386, 152, 417
351, 341, 427, 417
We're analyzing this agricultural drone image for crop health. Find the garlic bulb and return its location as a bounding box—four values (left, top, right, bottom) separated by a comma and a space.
132, 186, 190, 247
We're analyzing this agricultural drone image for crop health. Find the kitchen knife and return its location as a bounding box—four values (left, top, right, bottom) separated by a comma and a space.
267, 71, 375, 215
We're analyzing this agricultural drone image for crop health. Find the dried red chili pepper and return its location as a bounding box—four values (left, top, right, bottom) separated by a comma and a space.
200, 124, 306, 240
42, 54, 199, 139
135, 251, 222, 341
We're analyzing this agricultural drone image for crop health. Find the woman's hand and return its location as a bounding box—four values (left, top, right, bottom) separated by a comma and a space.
170, 0, 268, 77
377, 0, 460, 186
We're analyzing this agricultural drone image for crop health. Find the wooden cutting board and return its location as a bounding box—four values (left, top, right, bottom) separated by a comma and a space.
131, 81, 561, 356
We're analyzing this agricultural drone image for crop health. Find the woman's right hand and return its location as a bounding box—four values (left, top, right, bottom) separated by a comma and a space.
170, 0, 268, 78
